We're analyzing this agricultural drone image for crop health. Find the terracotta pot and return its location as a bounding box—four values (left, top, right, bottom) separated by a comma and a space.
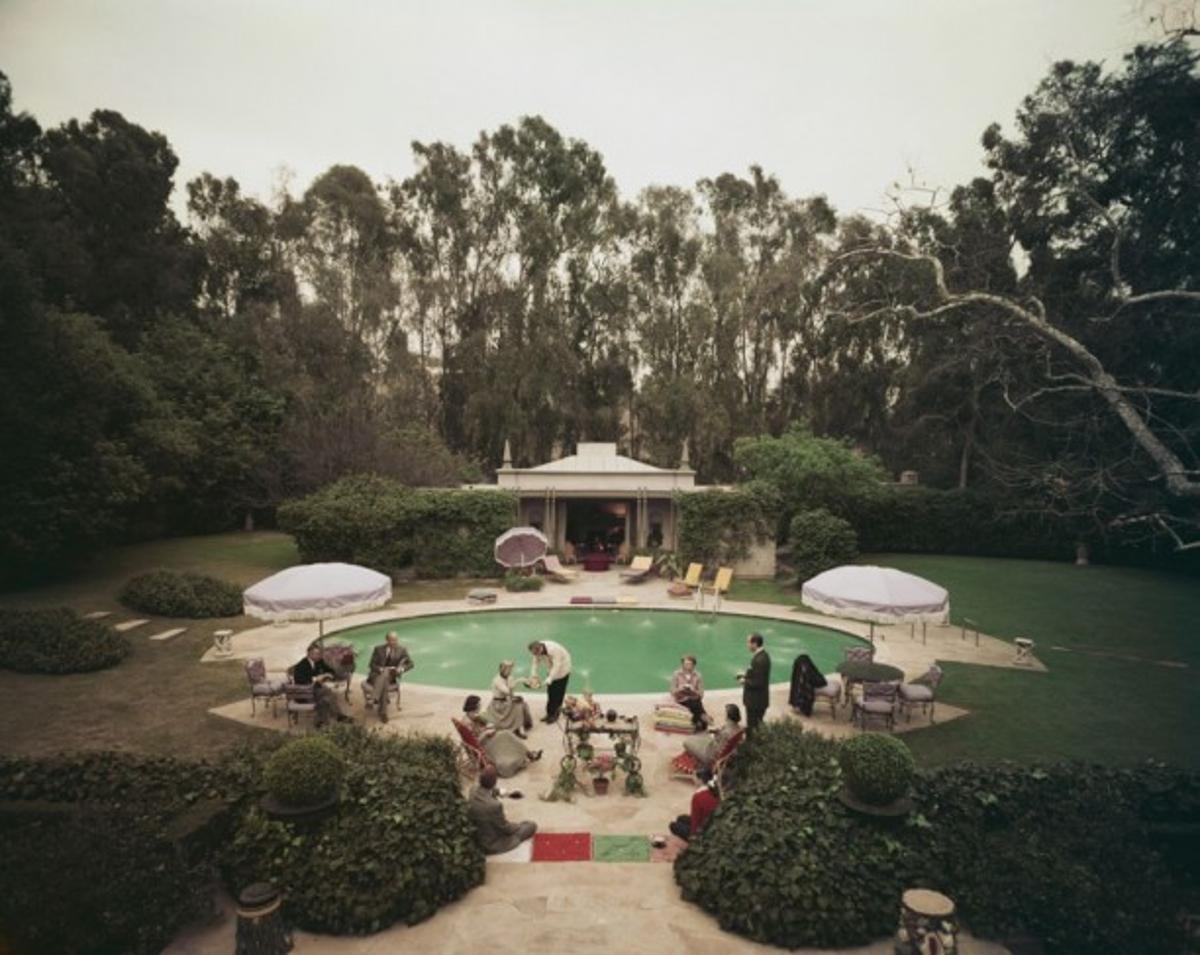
592, 776, 610, 796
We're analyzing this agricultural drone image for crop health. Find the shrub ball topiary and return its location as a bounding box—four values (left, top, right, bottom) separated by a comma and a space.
838, 732, 915, 806
120, 569, 243, 618
263, 735, 345, 807
0, 607, 130, 673
789, 507, 858, 583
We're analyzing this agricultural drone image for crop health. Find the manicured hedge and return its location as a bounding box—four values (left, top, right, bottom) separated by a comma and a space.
120, 568, 243, 617
222, 724, 484, 933
263, 735, 345, 806
505, 573, 544, 592
675, 723, 1194, 953
675, 481, 781, 567
0, 607, 130, 673
838, 732, 914, 805
278, 474, 516, 577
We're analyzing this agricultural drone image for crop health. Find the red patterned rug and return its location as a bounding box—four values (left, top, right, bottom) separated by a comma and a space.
531, 831, 592, 862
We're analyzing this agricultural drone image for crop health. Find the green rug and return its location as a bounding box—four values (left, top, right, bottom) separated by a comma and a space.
592, 834, 651, 863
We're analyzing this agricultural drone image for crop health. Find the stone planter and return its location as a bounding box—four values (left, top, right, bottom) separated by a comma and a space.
259, 792, 340, 824
837, 787, 913, 817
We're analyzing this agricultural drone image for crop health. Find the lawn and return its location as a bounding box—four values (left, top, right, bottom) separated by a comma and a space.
0, 531, 499, 757
733, 554, 1200, 770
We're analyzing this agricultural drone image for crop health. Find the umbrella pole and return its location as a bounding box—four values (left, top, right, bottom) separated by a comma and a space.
318, 618, 324, 645
869, 621, 875, 644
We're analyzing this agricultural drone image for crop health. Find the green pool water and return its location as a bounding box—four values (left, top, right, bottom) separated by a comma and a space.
330, 608, 865, 694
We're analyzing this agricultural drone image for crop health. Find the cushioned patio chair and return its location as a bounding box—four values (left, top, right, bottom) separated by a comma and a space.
361, 672, 402, 714
899, 664, 943, 723
843, 645, 876, 665
451, 717, 495, 778
540, 554, 579, 583
283, 680, 317, 729
244, 657, 285, 717
712, 728, 747, 798
812, 673, 843, 719
682, 562, 703, 589
319, 643, 356, 701
620, 555, 653, 583
851, 681, 898, 732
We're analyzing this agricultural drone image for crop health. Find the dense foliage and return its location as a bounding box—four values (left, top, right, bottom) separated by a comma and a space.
676, 723, 1195, 953
278, 474, 516, 577
0, 747, 273, 955
262, 735, 345, 807
838, 732, 915, 805
675, 482, 781, 567
120, 568, 243, 617
223, 725, 484, 933
0, 607, 130, 673
2, 39, 1198, 582
787, 508, 859, 582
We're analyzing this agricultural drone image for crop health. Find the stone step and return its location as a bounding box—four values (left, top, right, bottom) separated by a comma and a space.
114, 618, 150, 632
148, 627, 186, 642
82, 611, 112, 620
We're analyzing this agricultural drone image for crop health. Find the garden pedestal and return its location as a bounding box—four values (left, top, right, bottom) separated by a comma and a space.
894, 888, 958, 955
235, 882, 292, 955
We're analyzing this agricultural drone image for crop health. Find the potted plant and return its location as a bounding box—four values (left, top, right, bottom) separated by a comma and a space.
592, 773, 610, 796
836, 733, 915, 816
260, 735, 345, 820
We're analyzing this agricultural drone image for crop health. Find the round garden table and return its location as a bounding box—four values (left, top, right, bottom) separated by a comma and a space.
836, 660, 905, 703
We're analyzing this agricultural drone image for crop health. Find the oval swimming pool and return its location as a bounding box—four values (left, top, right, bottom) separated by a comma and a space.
330, 608, 865, 694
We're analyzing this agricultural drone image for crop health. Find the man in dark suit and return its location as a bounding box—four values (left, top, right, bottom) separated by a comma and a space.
739, 632, 771, 732
291, 644, 353, 728
466, 766, 537, 855
366, 631, 414, 723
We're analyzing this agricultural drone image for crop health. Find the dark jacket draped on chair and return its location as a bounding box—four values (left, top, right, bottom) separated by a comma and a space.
788, 654, 827, 717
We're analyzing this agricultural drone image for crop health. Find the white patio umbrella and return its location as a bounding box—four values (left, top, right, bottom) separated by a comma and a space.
243, 562, 393, 640
800, 565, 949, 641
494, 526, 549, 569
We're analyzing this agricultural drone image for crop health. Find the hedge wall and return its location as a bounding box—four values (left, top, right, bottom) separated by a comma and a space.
277, 474, 517, 577
0, 607, 130, 673
675, 723, 1198, 953
675, 481, 782, 567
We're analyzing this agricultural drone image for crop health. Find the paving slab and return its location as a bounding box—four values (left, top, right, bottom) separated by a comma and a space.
149, 627, 187, 642
82, 610, 112, 620
113, 618, 149, 632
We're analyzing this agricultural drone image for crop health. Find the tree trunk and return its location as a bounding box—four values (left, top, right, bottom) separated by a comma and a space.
243, 511, 255, 532
1075, 541, 1090, 566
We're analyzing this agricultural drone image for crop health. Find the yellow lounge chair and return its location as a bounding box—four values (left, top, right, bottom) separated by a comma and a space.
699, 567, 733, 611
682, 562, 704, 589
620, 554, 654, 583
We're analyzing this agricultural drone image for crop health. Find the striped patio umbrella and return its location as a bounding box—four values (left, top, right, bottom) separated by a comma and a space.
494, 526, 549, 569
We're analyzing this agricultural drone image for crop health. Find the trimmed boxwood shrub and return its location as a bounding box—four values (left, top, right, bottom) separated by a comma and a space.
838, 732, 914, 805
789, 507, 858, 582
263, 735, 345, 807
675, 723, 1192, 953
278, 474, 516, 577
505, 573, 545, 592
0, 607, 130, 673
120, 568, 243, 617
222, 724, 484, 933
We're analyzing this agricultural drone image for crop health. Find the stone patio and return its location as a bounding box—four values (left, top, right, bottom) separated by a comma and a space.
178, 570, 1038, 954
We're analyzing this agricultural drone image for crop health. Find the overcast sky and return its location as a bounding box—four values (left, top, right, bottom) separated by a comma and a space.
0, 0, 1146, 219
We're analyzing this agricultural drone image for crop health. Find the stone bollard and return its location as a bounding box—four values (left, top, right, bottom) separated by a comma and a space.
894, 888, 958, 955
234, 882, 292, 955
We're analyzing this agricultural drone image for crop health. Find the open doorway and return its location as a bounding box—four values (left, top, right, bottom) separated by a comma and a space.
565, 500, 627, 556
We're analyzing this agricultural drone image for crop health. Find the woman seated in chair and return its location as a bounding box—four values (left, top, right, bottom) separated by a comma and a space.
670, 654, 710, 732
683, 703, 741, 768
462, 695, 542, 778
486, 660, 534, 738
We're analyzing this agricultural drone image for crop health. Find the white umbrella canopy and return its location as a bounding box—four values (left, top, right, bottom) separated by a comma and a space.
243, 562, 393, 639
801, 565, 949, 638
494, 526, 549, 569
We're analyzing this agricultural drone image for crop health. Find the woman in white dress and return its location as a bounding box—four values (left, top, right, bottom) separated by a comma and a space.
486, 660, 534, 738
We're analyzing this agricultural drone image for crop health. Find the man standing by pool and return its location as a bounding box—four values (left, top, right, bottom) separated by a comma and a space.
528, 639, 572, 724
739, 632, 771, 732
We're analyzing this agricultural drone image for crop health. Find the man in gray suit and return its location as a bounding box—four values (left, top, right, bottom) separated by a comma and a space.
739, 632, 771, 732
466, 766, 537, 855
366, 631, 413, 723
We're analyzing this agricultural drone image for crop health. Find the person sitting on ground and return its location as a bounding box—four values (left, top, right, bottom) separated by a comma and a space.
463, 695, 542, 778
670, 654, 709, 731
467, 765, 537, 855
683, 703, 741, 768
365, 631, 414, 724
668, 767, 720, 842
290, 643, 354, 728
528, 639, 572, 723
487, 660, 534, 737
